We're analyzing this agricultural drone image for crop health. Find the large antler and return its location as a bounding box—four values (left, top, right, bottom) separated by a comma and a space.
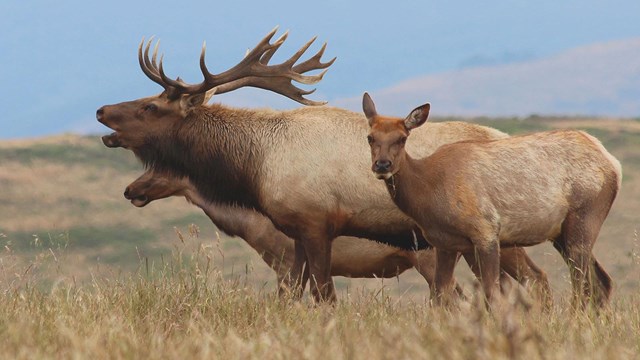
138, 27, 336, 105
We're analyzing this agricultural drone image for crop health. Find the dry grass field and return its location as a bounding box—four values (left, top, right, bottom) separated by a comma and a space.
0, 233, 639, 359
1, 116, 639, 358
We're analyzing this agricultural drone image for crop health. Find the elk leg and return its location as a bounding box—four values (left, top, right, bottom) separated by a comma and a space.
499, 247, 553, 310
555, 239, 592, 309
414, 249, 466, 299
433, 248, 459, 306
555, 208, 612, 309
471, 241, 501, 308
589, 254, 613, 308
279, 240, 307, 299
303, 235, 336, 303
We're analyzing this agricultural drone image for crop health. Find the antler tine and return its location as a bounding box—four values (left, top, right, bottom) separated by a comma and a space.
259, 31, 288, 65
294, 68, 331, 85
281, 36, 317, 67
201, 28, 285, 86
253, 34, 334, 86
284, 85, 326, 106
277, 38, 335, 85
213, 76, 326, 106
139, 38, 167, 88
157, 55, 188, 90
151, 40, 160, 69
247, 27, 284, 62
193, 42, 216, 95
293, 42, 337, 73
198, 42, 209, 79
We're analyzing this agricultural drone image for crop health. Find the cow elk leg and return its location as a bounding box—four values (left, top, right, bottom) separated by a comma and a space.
472, 241, 502, 309
414, 248, 466, 299
433, 248, 459, 306
496, 247, 553, 310
555, 207, 612, 310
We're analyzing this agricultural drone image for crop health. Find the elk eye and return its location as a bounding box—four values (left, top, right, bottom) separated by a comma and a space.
143, 103, 158, 112
367, 135, 374, 144
399, 136, 407, 144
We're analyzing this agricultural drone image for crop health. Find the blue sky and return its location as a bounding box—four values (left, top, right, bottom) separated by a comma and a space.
1, 0, 639, 139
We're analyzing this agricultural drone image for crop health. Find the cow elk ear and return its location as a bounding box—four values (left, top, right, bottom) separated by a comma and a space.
404, 103, 430, 131
362, 92, 378, 127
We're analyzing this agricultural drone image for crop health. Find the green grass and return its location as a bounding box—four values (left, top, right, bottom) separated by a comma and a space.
588, 129, 640, 157
473, 117, 553, 135
434, 116, 553, 135
0, 224, 166, 269
0, 137, 139, 171
167, 213, 211, 228
0, 225, 155, 252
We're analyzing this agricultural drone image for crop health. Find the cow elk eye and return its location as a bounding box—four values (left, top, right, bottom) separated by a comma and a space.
367, 135, 374, 144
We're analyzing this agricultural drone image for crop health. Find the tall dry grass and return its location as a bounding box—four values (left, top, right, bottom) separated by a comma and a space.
0, 229, 639, 360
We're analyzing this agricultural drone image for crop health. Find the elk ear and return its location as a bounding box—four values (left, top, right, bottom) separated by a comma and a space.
202, 88, 217, 105
362, 92, 378, 127
404, 103, 430, 131
181, 92, 210, 110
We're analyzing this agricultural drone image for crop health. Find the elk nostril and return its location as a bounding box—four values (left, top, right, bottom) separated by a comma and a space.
96, 107, 105, 120
375, 160, 391, 171
124, 188, 131, 199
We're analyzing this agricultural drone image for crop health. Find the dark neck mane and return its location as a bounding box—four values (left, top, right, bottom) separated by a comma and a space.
138, 105, 287, 209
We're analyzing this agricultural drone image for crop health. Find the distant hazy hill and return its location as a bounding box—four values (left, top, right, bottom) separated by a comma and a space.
334, 38, 640, 118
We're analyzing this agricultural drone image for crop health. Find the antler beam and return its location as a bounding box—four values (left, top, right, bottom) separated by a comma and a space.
137, 28, 335, 105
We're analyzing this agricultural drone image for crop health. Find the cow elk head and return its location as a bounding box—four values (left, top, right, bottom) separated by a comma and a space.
124, 170, 188, 207
363, 92, 430, 179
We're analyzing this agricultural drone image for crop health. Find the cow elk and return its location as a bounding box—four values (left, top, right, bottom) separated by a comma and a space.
123, 167, 553, 305
363, 92, 620, 309
97, 28, 549, 303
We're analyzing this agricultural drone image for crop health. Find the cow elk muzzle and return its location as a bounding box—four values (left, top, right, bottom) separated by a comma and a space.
373, 159, 392, 176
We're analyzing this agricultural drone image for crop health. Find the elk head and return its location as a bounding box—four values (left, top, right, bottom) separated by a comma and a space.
363, 92, 430, 179
97, 28, 335, 152
124, 170, 189, 207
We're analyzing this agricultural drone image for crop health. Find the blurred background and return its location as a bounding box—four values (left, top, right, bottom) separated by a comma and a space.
1, 0, 639, 138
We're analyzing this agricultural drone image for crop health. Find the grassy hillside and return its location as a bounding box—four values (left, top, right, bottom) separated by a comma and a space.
1, 117, 639, 298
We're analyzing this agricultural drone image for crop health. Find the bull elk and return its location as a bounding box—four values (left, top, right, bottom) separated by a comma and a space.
97, 28, 548, 303
363, 92, 621, 308
123, 167, 552, 305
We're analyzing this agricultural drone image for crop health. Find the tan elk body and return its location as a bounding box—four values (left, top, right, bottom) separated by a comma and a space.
97, 28, 549, 302
363, 93, 620, 308
123, 168, 552, 303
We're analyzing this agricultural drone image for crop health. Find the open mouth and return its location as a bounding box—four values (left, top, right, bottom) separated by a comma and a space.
124, 188, 149, 207
102, 132, 122, 148
130, 195, 149, 207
